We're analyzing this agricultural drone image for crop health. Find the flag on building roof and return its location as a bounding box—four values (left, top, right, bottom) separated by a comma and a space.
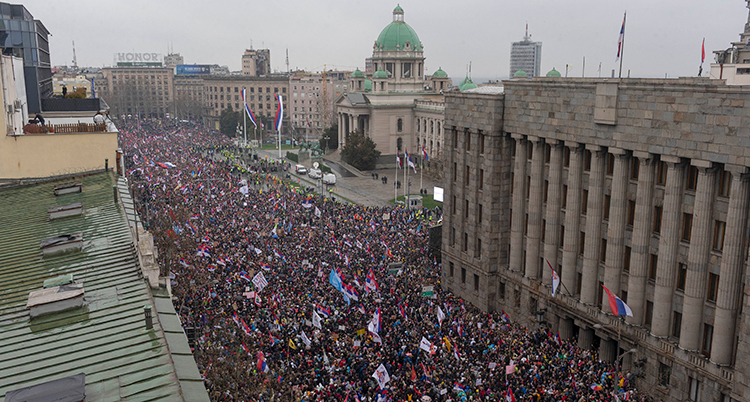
616, 12, 626, 62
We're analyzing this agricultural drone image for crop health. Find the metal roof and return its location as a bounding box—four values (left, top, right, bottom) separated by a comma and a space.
0, 172, 207, 401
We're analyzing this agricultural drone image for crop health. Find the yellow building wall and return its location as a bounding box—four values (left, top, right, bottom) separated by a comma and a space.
0, 132, 119, 179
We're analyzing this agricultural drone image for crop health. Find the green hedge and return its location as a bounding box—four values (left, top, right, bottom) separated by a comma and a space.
320, 164, 331, 173
286, 152, 299, 162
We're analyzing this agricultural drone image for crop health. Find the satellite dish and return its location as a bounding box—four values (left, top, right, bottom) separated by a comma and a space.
313, 162, 319, 169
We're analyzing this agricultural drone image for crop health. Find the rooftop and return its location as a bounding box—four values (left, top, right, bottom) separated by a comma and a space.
0, 172, 208, 401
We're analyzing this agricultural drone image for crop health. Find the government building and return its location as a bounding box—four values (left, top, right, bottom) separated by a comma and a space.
335, 5, 452, 164
442, 76, 750, 402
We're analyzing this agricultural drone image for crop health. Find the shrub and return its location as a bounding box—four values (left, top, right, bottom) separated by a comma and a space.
286, 152, 298, 163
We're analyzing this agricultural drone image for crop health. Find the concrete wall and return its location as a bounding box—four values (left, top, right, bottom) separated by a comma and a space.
0, 132, 118, 179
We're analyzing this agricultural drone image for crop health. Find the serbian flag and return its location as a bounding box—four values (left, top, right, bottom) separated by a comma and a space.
242, 89, 257, 129
555, 332, 563, 346
396, 153, 402, 169
615, 12, 626, 62
507, 387, 516, 402
241, 342, 250, 355
274, 94, 284, 132
240, 318, 252, 335
315, 303, 331, 318
701, 37, 705, 64
501, 309, 511, 322
422, 144, 429, 161
372, 307, 382, 333
405, 148, 417, 173
399, 303, 408, 321
257, 351, 269, 373
366, 268, 379, 292
548, 259, 560, 297
602, 284, 633, 316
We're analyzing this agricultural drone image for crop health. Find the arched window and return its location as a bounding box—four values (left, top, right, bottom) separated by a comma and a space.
417, 138, 420, 146
397, 118, 403, 132
437, 122, 441, 135
416, 120, 420, 132
397, 137, 403, 151
430, 121, 434, 134
437, 142, 440, 153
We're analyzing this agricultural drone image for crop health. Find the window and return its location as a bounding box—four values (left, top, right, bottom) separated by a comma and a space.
584, 150, 592, 171
465, 165, 470, 183
708, 273, 719, 302
527, 177, 531, 198
397, 118, 403, 132
478, 204, 483, 222
474, 274, 479, 291
451, 227, 456, 245
560, 225, 565, 247
510, 173, 514, 194
562, 185, 568, 209
528, 143, 534, 159
480, 132, 485, 154
658, 363, 671, 387
682, 213, 693, 242
541, 220, 546, 242
545, 144, 551, 163
452, 195, 456, 214
713, 221, 726, 251
624, 247, 631, 272
453, 163, 457, 181
677, 263, 687, 291
689, 377, 702, 402
479, 169, 484, 189
673, 311, 682, 337
597, 281, 604, 308
463, 233, 468, 252
582, 190, 589, 215
631, 157, 640, 180
465, 199, 469, 218
604, 195, 611, 220
564, 147, 571, 167
449, 262, 454, 277
476, 238, 482, 258
645, 300, 654, 327
654, 206, 663, 234
466, 130, 471, 151
577, 273, 583, 295
657, 161, 668, 185
600, 239, 607, 263
627, 200, 636, 226
453, 129, 458, 148
461, 268, 466, 284
579, 232, 586, 255
719, 169, 732, 197
649, 254, 658, 280
703, 325, 714, 359
544, 180, 549, 203
499, 282, 506, 300
687, 165, 698, 190
606, 153, 615, 175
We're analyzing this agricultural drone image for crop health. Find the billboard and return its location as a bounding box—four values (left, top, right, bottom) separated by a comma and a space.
433, 186, 444, 202
114, 53, 163, 67
176, 65, 211, 75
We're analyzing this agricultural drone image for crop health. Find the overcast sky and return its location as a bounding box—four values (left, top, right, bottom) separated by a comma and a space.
23, 0, 749, 81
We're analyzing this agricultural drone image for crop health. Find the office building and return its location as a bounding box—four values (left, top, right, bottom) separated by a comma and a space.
0, 2, 51, 114
202, 75, 289, 132
290, 70, 349, 139
242, 49, 270, 77
96, 66, 174, 117
442, 76, 750, 402
164, 52, 184, 68
710, 2, 750, 84
510, 25, 542, 77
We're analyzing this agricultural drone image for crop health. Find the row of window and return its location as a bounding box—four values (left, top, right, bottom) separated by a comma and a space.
452, 128, 487, 153
208, 86, 286, 94
448, 262, 481, 292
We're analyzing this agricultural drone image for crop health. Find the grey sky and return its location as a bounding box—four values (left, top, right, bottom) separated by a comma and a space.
24, 0, 748, 80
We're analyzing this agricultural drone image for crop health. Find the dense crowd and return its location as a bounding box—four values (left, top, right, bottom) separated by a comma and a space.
119, 118, 645, 402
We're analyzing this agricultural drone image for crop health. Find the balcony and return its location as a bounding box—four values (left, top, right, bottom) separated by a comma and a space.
22, 122, 106, 135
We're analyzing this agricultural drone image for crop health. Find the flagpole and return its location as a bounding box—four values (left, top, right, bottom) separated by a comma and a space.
618, 12, 626, 79
243, 92, 247, 147
394, 152, 398, 204
420, 155, 423, 193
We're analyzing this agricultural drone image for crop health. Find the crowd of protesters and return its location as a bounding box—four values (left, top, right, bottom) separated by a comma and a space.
119, 118, 645, 402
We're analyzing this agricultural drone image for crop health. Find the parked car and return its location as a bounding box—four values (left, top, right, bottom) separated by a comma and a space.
308, 168, 322, 179
322, 173, 336, 185
295, 164, 308, 175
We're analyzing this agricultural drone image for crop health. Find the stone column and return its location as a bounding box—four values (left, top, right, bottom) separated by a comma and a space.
711, 168, 750, 365
626, 153, 655, 325
581, 146, 606, 305
544, 141, 564, 284
603, 149, 629, 313
680, 162, 716, 351
652, 156, 685, 337
599, 339, 618, 362
558, 317, 574, 340
509, 135, 528, 273
578, 327, 594, 350
525, 137, 545, 279
562, 143, 584, 295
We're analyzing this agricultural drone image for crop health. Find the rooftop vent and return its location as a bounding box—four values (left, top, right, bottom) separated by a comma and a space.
53, 182, 82, 196
43, 273, 74, 288
27, 281, 85, 318
4, 372, 85, 402
47, 202, 83, 220
40, 233, 83, 256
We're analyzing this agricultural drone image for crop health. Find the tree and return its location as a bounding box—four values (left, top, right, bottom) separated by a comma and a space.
319, 124, 338, 151
340, 130, 381, 171
219, 106, 239, 137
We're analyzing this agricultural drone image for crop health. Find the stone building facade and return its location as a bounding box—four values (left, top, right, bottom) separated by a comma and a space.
96, 67, 173, 118
443, 77, 750, 402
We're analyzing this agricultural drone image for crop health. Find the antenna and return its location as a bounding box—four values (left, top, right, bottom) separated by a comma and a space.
469, 61, 472, 79
72, 40, 77, 69
286, 48, 289, 74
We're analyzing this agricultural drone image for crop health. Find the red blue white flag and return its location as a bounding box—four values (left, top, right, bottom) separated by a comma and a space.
616, 12, 626, 62
602, 284, 633, 316
242, 89, 257, 129
274, 94, 284, 132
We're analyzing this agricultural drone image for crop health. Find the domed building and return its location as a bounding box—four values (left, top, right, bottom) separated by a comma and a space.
336, 5, 451, 165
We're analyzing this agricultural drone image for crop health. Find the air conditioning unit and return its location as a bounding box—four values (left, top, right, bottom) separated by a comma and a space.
6, 104, 14, 114
13, 99, 22, 109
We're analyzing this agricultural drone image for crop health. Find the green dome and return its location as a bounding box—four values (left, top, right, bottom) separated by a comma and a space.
432, 67, 448, 78
393, 4, 403, 12
364, 78, 372, 91
352, 68, 364, 78
458, 76, 478, 91
373, 69, 388, 79
375, 6, 422, 51
513, 69, 528, 78
546, 68, 561, 77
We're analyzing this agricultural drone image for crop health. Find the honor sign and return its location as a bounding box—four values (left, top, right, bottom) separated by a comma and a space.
114, 53, 163, 67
